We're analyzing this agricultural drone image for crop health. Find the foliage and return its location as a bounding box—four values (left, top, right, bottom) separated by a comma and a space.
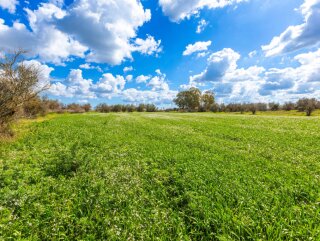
201, 90, 215, 112
174, 87, 211, 112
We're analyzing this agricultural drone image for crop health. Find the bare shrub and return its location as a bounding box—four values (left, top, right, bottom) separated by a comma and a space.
0, 50, 48, 135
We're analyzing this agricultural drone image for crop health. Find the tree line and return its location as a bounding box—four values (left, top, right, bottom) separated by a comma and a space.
173, 87, 320, 116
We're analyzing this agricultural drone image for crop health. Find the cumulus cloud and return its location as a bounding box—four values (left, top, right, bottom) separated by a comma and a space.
122, 88, 177, 104
0, 3, 87, 64
196, 19, 208, 34
121, 69, 176, 104
123, 66, 133, 72
47, 67, 178, 104
93, 73, 126, 97
147, 70, 170, 91
57, 0, 155, 65
132, 35, 162, 56
0, 0, 161, 65
24, 60, 54, 91
187, 47, 320, 102
183, 41, 211, 56
0, 0, 18, 13
159, 0, 247, 22
79, 63, 102, 72
190, 48, 240, 82
49, 69, 95, 98
260, 48, 320, 96
136, 75, 151, 83
126, 75, 133, 82
262, 0, 320, 56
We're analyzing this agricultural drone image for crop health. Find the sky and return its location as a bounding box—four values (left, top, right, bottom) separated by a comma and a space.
0, 0, 319, 106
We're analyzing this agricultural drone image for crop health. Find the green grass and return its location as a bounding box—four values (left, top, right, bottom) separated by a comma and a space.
0, 112, 320, 240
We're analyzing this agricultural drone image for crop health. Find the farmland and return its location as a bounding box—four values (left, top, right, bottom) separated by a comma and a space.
0, 112, 320, 240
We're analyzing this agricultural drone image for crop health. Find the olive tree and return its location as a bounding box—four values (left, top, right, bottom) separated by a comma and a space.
296, 98, 318, 116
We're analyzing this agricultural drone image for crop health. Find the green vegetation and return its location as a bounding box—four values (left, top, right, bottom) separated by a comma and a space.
1, 113, 320, 240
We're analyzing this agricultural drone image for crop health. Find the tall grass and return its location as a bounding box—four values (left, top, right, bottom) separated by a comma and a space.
0, 113, 319, 240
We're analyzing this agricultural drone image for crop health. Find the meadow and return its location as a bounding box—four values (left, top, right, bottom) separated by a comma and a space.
0, 112, 319, 240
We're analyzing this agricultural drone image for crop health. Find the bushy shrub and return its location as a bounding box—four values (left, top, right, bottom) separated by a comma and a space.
66, 103, 85, 113
23, 96, 47, 118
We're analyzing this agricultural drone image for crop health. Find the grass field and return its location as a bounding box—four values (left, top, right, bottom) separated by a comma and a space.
0, 112, 320, 240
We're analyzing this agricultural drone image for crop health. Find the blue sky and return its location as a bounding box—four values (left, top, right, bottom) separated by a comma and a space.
0, 0, 319, 106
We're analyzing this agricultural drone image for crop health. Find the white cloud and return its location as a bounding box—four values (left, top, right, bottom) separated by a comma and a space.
79, 63, 102, 72
159, 0, 247, 22
57, 0, 152, 65
262, 0, 320, 56
147, 70, 170, 91
123, 66, 133, 72
197, 52, 209, 58
0, 0, 160, 65
136, 75, 151, 83
0, 0, 18, 13
187, 47, 320, 103
190, 48, 240, 82
248, 50, 257, 58
148, 76, 169, 91
49, 69, 95, 98
183, 41, 212, 56
25, 3, 87, 64
122, 88, 177, 104
126, 75, 133, 82
259, 48, 320, 96
196, 19, 208, 34
93, 73, 126, 95
24, 60, 54, 91
0, 3, 87, 65
132, 35, 162, 56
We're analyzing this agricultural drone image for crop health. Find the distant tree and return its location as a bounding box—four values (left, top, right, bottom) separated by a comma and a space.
210, 103, 219, 112
282, 102, 295, 111
96, 103, 110, 113
137, 104, 146, 112
239, 104, 245, 114
256, 103, 268, 112
248, 104, 257, 115
81, 104, 91, 112
201, 90, 215, 112
43, 98, 62, 112
67, 103, 85, 113
126, 104, 136, 112
0, 50, 48, 135
146, 104, 157, 112
269, 102, 280, 111
297, 98, 318, 116
219, 103, 226, 112
174, 87, 202, 112
112, 104, 122, 112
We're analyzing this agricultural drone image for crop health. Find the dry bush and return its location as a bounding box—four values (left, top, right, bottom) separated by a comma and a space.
0, 50, 48, 135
